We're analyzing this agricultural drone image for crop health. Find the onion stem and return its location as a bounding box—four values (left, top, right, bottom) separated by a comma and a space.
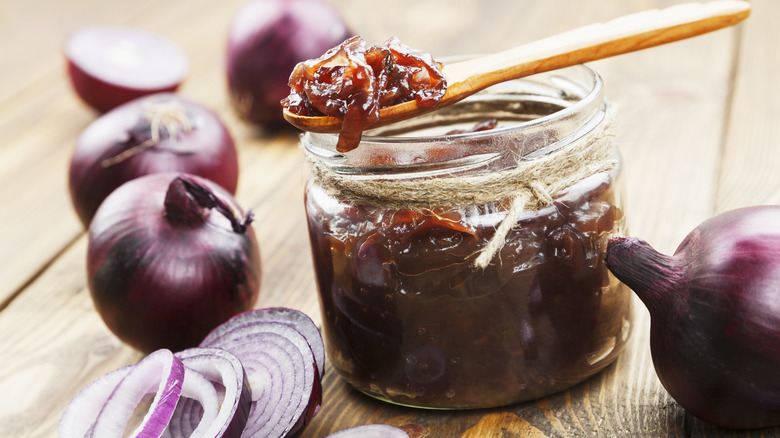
605, 236, 687, 314
166, 176, 253, 233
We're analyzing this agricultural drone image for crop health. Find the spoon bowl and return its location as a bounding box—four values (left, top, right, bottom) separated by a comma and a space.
283, 1, 750, 133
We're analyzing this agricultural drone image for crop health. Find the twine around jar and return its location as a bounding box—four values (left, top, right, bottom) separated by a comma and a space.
304, 106, 617, 269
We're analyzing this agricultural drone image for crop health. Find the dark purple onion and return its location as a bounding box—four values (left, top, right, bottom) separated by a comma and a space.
605, 205, 780, 429
69, 92, 238, 227
226, 0, 351, 127
87, 173, 260, 354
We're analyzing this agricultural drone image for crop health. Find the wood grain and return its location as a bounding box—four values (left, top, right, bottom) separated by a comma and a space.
0, 0, 778, 437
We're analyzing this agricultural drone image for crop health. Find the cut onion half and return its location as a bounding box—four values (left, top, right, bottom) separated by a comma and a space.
65, 25, 189, 112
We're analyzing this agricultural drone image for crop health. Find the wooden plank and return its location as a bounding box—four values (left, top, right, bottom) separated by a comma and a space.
716, 0, 780, 211
693, 0, 780, 436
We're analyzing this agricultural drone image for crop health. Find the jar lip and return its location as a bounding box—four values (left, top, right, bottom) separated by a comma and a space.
307, 64, 603, 147
303, 64, 607, 173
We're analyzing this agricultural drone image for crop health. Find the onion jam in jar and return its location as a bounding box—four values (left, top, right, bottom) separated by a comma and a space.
302, 65, 632, 409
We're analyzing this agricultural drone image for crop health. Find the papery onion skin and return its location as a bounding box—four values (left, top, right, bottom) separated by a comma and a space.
605, 206, 780, 429
69, 93, 238, 227
226, 0, 351, 127
87, 173, 260, 354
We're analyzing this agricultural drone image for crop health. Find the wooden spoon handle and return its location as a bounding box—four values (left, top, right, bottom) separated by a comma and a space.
444, 1, 750, 91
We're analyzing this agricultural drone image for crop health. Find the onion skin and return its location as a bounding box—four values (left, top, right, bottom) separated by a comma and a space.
87, 173, 260, 354
69, 93, 239, 227
226, 0, 351, 127
605, 206, 780, 429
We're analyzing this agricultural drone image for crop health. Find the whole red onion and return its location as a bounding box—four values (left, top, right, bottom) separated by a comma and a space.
606, 206, 780, 429
69, 93, 238, 227
87, 173, 261, 354
226, 0, 351, 127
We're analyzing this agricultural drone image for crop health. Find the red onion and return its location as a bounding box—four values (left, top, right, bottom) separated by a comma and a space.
200, 308, 322, 437
65, 25, 189, 113
226, 0, 351, 127
326, 425, 411, 438
69, 93, 238, 227
87, 173, 260, 354
605, 206, 780, 429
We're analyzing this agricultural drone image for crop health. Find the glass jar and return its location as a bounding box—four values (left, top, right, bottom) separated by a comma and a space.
302, 65, 632, 409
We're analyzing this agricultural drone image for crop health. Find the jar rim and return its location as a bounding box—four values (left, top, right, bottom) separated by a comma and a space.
303, 64, 606, 173
367, 64, 602, 143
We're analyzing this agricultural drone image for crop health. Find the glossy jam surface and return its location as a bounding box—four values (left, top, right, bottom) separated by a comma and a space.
305, 170, 632, 409
282, 36, 446, 151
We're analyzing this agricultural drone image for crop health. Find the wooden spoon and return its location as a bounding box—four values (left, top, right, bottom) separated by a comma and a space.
283, 1, 750, 133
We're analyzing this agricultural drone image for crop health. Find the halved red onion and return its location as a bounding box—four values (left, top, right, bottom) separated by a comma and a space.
166, 348, 252, 438
200, 311, 321, 437
90, 349, 185, 437
326, 425, 411, 438
65, 25, 189, 113
202, 307, 325, 378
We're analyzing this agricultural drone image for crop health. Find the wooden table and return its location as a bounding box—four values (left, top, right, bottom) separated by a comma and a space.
1, 0, 778, 436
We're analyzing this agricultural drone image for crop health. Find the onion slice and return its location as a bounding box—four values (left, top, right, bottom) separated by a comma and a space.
169, 368, 219, 438
202, 307, 325, 378
326, 425, 411, 438
166, 348, 252, 438
90, 349, 185, 437
58, 367, 133, 437
200, 310, 321, 437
